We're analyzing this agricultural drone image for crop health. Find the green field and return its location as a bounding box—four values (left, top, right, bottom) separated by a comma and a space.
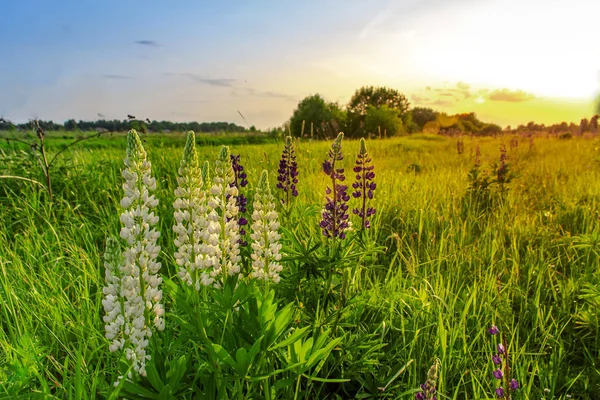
1, 131, 600, 399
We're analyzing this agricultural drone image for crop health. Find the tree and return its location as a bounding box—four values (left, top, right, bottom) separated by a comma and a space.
289, 94, 346, 139
347, 86, 410, 137
364, 105, 404, 138
411, 107, 439, 131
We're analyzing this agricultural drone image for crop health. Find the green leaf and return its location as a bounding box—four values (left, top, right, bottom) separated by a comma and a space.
269, 327, 310, 351
144, 360, 164, 392
211, 344, 238, 370
166, 355, 188, 389
122, 380, 159, 399
157, 384, 172, 400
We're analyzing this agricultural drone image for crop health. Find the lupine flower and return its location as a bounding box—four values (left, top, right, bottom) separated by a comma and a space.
230, 154, 249, 246
208, 146, 242, 285
112, 130, 164, 378
249, 170, 283, 283
496, 143, 509, 184
276, 135, 299, 206
352, 138, 376, 230
488, 325, 519, 399
102, 236, 125, 353
320, 133, 350, 239
173, 131, 217, 290
416, 359, 439, 400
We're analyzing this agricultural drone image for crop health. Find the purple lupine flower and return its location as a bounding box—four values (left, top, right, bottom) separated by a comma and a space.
497, 143, 508, 184
416, 359, 439, 400
497, 343, 505, 355
230, 154, 249, 246
487, 325, 520, 399
320, 133, 350, 239
276, 136, 299, 205
352, 138, 376, 230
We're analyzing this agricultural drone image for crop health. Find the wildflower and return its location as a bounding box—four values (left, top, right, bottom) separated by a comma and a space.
488, 325, 519, 399
249, 170, 283, 283
489, 325, 500, 335
173, 131, 217, 290
276, 135, 299, 205
208, 146, 241, 285
320, 133, 350, 239
352, 138, 376, 230
230, 154, 249, 246
496, 143, 509, 184
102, 236, 125, 353
114, 129, 164, 377
416, 359, 439, 400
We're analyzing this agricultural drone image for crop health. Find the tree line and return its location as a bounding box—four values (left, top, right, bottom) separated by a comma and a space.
0, 118, 250, 134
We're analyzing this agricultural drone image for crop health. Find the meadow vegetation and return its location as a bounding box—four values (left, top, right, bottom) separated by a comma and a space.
1, 130, 600, 399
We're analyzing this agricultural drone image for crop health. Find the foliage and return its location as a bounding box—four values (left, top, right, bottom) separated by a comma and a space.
411, 107, 439, 131
289, 94, 346, 139
1, 134, 600, 398
346, 86, 410, 137
364, 105, 405, 138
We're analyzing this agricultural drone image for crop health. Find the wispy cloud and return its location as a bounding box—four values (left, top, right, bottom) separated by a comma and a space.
488, 88, 535, 102
134, 40, 159, 47
411, 94, 430, 103
165, 73, 235, 87
166, 73, 236, 87
245, 88, 297, 101
103, 74, 132, 80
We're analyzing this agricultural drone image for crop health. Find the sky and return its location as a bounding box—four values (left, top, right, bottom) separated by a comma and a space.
0, 0, 599, 129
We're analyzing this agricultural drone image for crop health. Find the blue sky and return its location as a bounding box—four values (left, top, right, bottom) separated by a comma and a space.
1, 0, 598, 128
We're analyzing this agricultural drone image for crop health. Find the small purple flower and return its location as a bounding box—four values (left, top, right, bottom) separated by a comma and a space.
277, 136, 299, 205
492, 354, 502, 365
415, 393, 425, 400
416, 360, 439, 400
230, 154, 248, 246
352, 138, 376, 230
497, 343, 505, 355
493, 369, 503, 380
320, 133, 349, 239
509, 379, 519, 390
489, 325, 500, 335
496, 387, 505, 398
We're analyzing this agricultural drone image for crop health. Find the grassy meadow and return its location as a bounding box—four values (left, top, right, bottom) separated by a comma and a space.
1, 131, 600, 398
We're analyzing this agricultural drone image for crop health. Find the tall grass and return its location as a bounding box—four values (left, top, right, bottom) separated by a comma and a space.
1, 134, 599, 398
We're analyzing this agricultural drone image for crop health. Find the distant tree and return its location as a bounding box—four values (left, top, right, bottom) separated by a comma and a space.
364, 105, 404, 138
347, 86, 410, 137
64, 119, 78, 131
410, 107, 439, 131
479, 124, 502, 135
289, 94, 345, 139
590, 115, 599, 134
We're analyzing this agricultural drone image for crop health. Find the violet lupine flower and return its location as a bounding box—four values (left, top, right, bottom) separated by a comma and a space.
416, 360, 439, 400
488, 325, 519, 399
320, 133, 350, 239
230, 154, 248, 246
276, 136, 299, 206
352, 138, 376, 230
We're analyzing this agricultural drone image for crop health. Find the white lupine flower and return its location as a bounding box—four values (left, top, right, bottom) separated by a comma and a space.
102, 236, 125, 352
207, 146, 241, 286
105, 129, 164, 379
249, 171, 283, 284
172, 132, 218, 289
